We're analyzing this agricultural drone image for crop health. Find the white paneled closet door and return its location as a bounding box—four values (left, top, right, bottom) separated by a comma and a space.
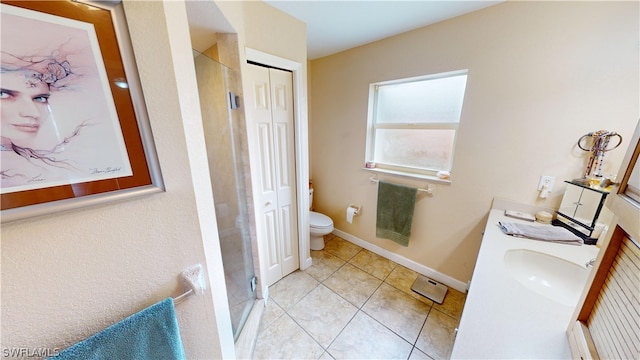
246, 63, 299, 286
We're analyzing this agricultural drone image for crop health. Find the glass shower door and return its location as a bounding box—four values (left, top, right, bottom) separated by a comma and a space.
193, 50, 256, 340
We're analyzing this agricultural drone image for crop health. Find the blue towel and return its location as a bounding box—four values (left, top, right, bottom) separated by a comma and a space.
376, 180, 417, 247
50, 298, 186, 360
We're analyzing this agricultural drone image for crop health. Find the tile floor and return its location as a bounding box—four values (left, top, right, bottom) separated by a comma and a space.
253, 234, 467, 360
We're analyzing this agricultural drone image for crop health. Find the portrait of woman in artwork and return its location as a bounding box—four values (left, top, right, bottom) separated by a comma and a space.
1, 3, 133, 193
1, 51, 87, 186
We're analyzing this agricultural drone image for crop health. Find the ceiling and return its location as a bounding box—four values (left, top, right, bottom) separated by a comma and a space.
186, 1, 235, 53
264, 0, 504, 59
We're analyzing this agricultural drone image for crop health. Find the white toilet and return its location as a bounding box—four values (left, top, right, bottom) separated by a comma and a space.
309, 188, 334, 250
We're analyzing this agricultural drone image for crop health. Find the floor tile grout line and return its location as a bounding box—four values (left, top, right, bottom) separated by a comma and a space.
257, 299, 286, 335
317, 269, 422, 357
328, 243, 436, 308
353, 308, 417, 357
320, 243, 441, 357
320, 262, 384, 311
413, 306, 433, 347
281, 310, 327, 355
359, 306, 426, 348
273, 282, 336, 356
322, 248, 442, 310
323, 237, 363, 263
345, 247, 398, 275
358, 283, 433, 349
256, 235, 463, 359
313, 305, 361, 357
260, 293, 441, 358
308, 257, 347, 289
284, 268, 396, 354
318, 245, 438, 313
280, 279, 365, 357
303, 262, 410, 357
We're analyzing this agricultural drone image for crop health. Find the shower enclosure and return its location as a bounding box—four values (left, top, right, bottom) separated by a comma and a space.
193, 50, 256, 340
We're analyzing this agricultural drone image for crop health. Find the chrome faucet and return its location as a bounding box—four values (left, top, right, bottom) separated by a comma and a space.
585, 258, 597, 268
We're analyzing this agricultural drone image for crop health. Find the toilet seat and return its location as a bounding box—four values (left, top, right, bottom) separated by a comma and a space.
310, 211, 333, 229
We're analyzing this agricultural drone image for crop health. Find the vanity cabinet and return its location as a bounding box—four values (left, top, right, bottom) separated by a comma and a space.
450, 199, 599, 359
555, 181, 609, 241
567, 121, 640, 360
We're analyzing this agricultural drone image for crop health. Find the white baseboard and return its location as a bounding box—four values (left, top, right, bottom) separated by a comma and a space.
300, 256, 313, 271
332, 228, 469, 293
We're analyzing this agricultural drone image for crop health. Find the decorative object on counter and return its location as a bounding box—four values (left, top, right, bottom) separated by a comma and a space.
578, 130, 622, 178
553, 180, 609, 245
504, 209, 535, 222
365, 161, 376, 168
498, 221, 583, 245
535, 211, 554, 224
590, 222, 607, 239
570, 175, 617, 192
570, 177, 590, 186
436, 170, 450, 180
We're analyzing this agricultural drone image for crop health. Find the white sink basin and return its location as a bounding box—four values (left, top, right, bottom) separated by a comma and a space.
504, 249, 590, 307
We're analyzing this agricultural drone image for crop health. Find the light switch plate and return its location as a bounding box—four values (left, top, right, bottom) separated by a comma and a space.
538, 176, 555, 191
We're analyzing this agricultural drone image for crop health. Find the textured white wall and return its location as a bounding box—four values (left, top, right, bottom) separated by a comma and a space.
1, 1, 231, 358
309, 1, 639, 284
1, 1, 309, 358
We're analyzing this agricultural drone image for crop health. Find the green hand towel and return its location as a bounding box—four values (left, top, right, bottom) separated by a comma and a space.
376, 180, 417, 246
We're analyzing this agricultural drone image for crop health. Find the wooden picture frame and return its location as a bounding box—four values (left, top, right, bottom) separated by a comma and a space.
1, 0, 163, 223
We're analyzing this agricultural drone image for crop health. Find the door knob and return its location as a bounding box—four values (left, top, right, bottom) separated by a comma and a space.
265, 201, 272, 206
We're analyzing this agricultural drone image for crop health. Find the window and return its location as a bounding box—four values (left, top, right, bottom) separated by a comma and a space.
365, 70, 468, 179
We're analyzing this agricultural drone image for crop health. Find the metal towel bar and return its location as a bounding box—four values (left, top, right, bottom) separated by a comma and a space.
172, 289, 194, 305
369, 176, 435, 195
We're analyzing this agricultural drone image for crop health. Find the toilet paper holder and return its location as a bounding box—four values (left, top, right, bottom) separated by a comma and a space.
348, 204, 361, 215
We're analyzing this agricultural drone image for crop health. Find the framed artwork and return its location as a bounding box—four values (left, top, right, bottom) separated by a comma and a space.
1, 0, 164, 223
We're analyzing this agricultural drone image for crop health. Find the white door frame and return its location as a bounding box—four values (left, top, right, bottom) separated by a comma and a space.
244, 48, 311, 297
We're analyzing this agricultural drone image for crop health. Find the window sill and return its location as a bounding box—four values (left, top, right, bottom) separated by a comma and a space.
361, 167, 452, 185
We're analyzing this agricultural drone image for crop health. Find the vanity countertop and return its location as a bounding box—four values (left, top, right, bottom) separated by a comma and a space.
450, 200, 599, 359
